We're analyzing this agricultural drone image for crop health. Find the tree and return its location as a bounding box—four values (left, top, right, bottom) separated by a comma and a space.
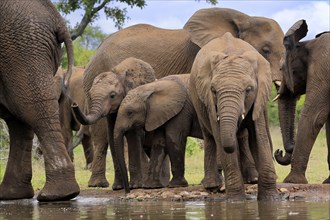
54, 0, 146, 40
61, 25, 107, 67
54, 0, 218, 40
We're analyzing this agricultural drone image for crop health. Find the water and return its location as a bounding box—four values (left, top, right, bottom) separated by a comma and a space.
1, 197, 329, 220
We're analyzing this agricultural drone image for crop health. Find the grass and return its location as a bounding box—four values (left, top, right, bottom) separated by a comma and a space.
0, 126, 328, 191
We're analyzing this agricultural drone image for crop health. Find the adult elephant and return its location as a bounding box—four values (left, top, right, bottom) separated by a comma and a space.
0, 0, 79, 201
274, 20, 330, 184
55, 67, 94, 169
82, 7, 285, 189
73, 57, 160, 189
190, 33, 277, 200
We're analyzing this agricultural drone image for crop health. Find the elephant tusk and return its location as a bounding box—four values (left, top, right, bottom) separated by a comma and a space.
274, 80, 281, 87
241, 114, 245, 120
272, 94, 280, 102
217, 116, 220, 122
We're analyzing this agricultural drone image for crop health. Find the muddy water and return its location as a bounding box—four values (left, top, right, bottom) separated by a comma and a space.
1, 198, 329, 220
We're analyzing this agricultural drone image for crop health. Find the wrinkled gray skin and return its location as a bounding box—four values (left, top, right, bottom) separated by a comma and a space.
190, 33, 278, 201
274, 20, 330, 184
114, 74, 202, 191
72, 57, 161, 189
0, 0, 79, 201
81, 8, 285, 189
55, 67, 93, 169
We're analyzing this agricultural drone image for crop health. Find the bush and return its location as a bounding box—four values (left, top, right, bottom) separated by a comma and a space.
186, 137, 202, 157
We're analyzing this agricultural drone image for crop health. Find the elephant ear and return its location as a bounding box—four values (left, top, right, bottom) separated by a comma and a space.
283, 20, 308, 92
112, 57, 156, 92
183, 8, 247, 47
241, 51, 272, 121
194, 51, 228, 109
144, 80, 187, 132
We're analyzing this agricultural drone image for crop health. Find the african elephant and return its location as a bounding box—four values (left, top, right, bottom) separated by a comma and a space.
114, 74, 202, 190
0, 0, 79, 201
55, 67, 94, 169
72, 57, 158, 189
190, 33, 278, 200
81, 7, 285, 189
274, 20, 330, 184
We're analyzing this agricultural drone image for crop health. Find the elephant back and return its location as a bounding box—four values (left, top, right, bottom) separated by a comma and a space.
83, 24, 199, 104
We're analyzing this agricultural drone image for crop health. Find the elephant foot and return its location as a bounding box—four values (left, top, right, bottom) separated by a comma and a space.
201, 173, 223, 190
88, 176, 109, 188
283, 172, 308, 184
112, 178, 124, 191
129, 179, 143, 189
243, 167, 258, 184
143, 178, 164, 189
257, 189, 282, 201
37, 180, 80, 202
168, 177, 188, 188
225, 193, 246, 202
322, 175, 330, 184
0, 182, 34, 200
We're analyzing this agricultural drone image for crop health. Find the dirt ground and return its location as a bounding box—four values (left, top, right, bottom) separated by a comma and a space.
76, 183, 330, 202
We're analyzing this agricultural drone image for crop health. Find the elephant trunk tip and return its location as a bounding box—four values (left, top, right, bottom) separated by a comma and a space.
274, 149, 292, 166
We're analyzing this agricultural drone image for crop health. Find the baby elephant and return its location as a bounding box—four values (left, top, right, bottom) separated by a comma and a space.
114, 74, 202, 191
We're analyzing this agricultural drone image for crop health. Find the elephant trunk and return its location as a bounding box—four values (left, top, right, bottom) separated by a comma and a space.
114, 129, 130, 193
218, 99, 241, 154
71, 99, 104, 125
275, 94, 297, 165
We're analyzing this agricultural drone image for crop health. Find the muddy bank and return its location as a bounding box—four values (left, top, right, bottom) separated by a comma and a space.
72, 183, 330, 202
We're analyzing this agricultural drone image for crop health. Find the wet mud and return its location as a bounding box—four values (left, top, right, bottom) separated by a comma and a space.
74, 183, 330, 202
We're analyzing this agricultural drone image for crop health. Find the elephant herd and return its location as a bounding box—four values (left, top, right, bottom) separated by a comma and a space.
0, 0, 329, 202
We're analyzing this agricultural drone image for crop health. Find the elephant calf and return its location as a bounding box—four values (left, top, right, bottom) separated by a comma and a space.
72, 57, 161, 190
190, 32, 278, 201
114, 74, 202, 191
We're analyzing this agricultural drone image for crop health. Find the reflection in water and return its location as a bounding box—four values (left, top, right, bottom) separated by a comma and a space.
1, 197, 329, 220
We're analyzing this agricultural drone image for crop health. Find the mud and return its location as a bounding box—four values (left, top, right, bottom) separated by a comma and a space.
68, 183, 330, 202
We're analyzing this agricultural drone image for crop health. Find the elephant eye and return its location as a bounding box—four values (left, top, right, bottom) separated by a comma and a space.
126, 110, 133, 117
246, 86, 253, 95
211, 86, 217, 96
262, 47, 271, 58
109, 92, 116, 99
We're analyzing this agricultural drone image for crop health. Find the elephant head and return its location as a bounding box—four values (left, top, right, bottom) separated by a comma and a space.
192, 33, 272, 154
72, 57, 156, 125
184, 8, 284, 87
113, 75, 189, 193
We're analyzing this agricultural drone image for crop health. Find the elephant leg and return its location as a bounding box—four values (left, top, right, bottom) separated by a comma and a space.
126, 129, 148, 189
166, 130, 188, 188
88, 119, 110, 188
322, 116, 330, 184
0, 117, 34, 200
237, 128, 258, 184
33, 106, 79, 201
160, 155, 171, 187
201, 126, 222, 190
249, 112, 278, 200
285, 100, 329, 184
144, 130, 167, 189
82, 134, 93, 170
106, 114, 126, 190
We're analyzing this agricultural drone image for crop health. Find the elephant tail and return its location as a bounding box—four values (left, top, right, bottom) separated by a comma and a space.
61, 29, 74, 88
